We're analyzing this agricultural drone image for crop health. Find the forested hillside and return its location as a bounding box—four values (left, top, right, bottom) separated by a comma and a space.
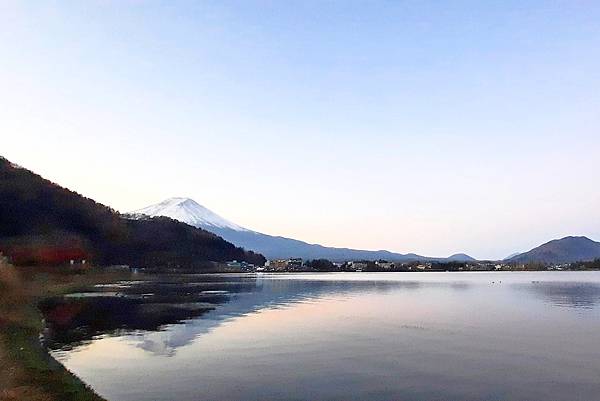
0, 156, 265, 268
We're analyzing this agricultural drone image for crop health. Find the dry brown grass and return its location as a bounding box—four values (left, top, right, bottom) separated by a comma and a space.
0, 262, 48, 401
0, 261, 109, 401
0, 261, 25, 328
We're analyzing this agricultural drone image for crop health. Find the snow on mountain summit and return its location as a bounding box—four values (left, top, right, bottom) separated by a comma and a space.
131, 197, 248, 231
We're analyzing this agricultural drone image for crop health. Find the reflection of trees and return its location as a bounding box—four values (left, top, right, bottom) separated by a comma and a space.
41, 277, 258, 351
41, 295, 221, 351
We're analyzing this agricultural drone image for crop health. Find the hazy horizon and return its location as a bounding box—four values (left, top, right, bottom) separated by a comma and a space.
2, 1, 600, 259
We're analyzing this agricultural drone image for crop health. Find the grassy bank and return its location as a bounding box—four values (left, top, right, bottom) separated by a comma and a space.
0, 262, 130, 401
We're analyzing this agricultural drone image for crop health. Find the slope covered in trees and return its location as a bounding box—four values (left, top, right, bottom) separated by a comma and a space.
0, 156, 265, 268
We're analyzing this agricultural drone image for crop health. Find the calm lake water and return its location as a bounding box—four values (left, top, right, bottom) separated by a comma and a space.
45, 272, 600, 401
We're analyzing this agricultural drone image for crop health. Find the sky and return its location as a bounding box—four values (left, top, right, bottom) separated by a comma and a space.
1, 1, 600, 260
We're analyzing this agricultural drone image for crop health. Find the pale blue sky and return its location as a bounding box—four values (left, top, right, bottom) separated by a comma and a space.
2, 1, 600, 259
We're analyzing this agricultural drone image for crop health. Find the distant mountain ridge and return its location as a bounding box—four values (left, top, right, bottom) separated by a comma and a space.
447, 253, 477, 262
131, 198, 476, 262
506, 236, 600, 264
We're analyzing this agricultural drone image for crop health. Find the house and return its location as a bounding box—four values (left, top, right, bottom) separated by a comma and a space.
349, 261, 368, 271
268, 259, 289, 271
267, 258, 303, 271
288, 258, 303, 269
375, 261, 395, 270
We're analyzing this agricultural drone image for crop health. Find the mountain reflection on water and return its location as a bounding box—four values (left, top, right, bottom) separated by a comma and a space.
43, 274, 433, 354
132, 277, 443, 356
43, 272, 600, 356
44, 272, 600, 401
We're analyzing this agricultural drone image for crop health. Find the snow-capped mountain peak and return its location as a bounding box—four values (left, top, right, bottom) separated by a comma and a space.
131, 197, 248, 231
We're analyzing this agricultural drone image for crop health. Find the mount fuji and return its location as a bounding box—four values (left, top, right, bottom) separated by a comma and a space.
130, 197, 476, 262
131, 197, 248, 232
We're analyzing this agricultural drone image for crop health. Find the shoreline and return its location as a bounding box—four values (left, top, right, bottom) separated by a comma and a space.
0, 264, 133, 401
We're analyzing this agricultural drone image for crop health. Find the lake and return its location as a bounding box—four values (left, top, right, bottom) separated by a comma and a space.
44, 272, 600, 401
